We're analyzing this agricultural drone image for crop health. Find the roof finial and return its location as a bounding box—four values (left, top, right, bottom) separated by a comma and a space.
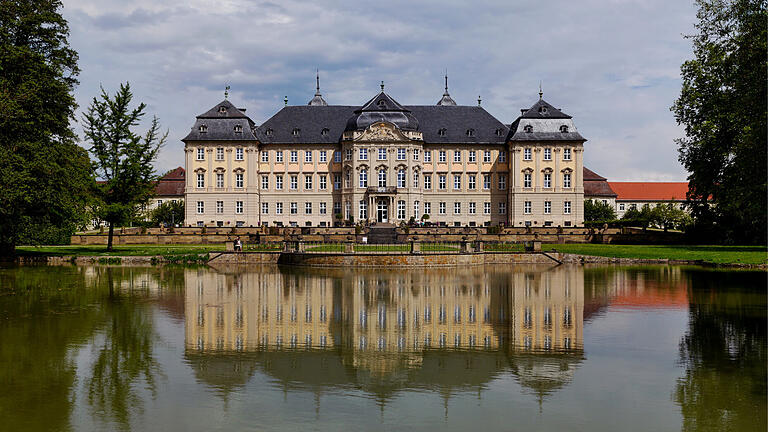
539, 81, 543, 99
380, 80, 385, 91
316, 69, 320, 94
444, 70, 449, 93
284, 95, 288, 106
225, 85, 230, 100
477, 95, 482, 106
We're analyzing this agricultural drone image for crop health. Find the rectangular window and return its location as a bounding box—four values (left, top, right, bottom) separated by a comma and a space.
438, 175, 446, 190
454, 202, 461, 214
290, 151, 298, 162
276, 202, 283, 215
333, 202, 341, 216
484, 202, 491, 215
216, 201, 223, 214
483, 150, 491, 163
414, 201, 420, 218
483, 174, 491, 190
197, 148, 205, 160
216, 173, 224, 188
524, 201, 532, 214
397, 148, 406, 160
334, 151, 341, 163
524, 148, 532, 161
157, 199, 163, 206
469, 202, 476, 215
305, 175, 312, 190
290, 175, 298, 190
290, 202, 297, 214
453, 150, 461, 162
469, 150, 476, 163
619, 203, 625, 211
498, 174, 506, 190
276, 151, 283, 162
216, 147, 224, 160
468, 175, 476, 190
262, 202, 268, 215
524, 173, 532, 188
305, 151, 312, 163
397, 200, 406, 219
305, 202, 312, 214
424, 151, 432, 162
346, 149, 353, 160
333, 174, 341, 190
359, 148, 368, 160
261, 175, 269, 190
260, 150, 268, 162
235, 173, 243, 188
438, 150, 446, 162
563, 173, 571, 188
424, 202, 432, 215
276, 175, 283, 190
413, 149, 420, 161
564, 201, 572, 214
359, 170, 368, 188
499, 151, 506, 163
319, 175, 327, 190
563, 148, 572, 160
544, 148, 551, 161
378, 148, 386, 160
319, 151, 327, 162
544, 173, 551, 188
499, 202, 507, 215
397, 170, 406, 188
453, 174, 461, 190
197, 201, 205, 214
439, 202, 446, 215
197, 173, 205, 188
544, 201, 551, 214
413, 172, 419, 189
424, 175, 432, 189
237, 148, 244, 161
320, 202, 327, 215
359, 201, 367, 219
236, 201, 244, 214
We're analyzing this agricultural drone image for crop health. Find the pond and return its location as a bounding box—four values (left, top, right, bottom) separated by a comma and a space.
0, 264, 765, 431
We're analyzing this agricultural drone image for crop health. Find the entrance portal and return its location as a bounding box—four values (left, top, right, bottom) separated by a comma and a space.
376, 199, 388, 223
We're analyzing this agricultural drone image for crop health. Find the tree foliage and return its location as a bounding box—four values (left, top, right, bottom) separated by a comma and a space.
150, 201, 184, 227
584, 199, 617, 221
0, 0, 94, 254
82, 83, 166, 250
671, 0, 767, 244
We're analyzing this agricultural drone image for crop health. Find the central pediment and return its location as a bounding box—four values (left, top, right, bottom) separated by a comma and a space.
356, 122, 410, 142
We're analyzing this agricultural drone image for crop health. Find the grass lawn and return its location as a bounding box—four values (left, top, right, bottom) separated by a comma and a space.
16, 244, 226, 257
543, 244, 768, 265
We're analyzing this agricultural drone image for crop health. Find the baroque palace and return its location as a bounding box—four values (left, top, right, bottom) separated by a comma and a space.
183, 79, 586, 228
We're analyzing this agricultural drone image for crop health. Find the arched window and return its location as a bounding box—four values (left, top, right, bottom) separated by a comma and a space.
265, 128, 273, 136
560, 125, 569, 133
321, 128, 329, 136
218, 106, 227, 114
199, 124, 208, 133
466, 129, 475, 137
377, 100, 386, 108
234, 125, 243, 133
292, 128, 300, 136
437, 128, 447, 136
523, 125, 533, 133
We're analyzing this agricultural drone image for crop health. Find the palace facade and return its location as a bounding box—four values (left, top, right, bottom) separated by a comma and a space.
183, 81, 587, 227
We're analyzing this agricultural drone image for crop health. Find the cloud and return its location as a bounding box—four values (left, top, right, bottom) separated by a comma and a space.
63, 0, 696, 181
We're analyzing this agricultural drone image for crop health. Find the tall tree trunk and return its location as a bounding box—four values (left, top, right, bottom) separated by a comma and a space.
107, 222, 114, 251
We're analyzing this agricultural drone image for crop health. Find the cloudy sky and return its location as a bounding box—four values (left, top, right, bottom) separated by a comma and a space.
62, 0, 697, 181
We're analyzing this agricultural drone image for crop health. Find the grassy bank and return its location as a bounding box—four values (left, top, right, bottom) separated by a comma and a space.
543, 244, 767, 266
16, 244, 226, 257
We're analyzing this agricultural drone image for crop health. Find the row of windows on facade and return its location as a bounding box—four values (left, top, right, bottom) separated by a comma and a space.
196, 170, 572, 191
196, 200, 573, 217
195, 147, 573, 163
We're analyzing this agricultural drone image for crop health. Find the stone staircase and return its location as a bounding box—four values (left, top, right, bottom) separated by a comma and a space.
366, 224, 398, 244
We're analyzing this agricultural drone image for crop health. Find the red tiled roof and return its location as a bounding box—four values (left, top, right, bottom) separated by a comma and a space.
161, 167, 185, 180
155, 167, 185, 197
609, 182, 689, 201
583, 167, 607, 181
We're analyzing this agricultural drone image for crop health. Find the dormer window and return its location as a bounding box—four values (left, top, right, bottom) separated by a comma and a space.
494, 128, 503, 136
437, 128, 447, 137
234, 125, 243, 133
377, 100, 386, 108
524, 125, 533, 133
199, 124, 208, 133
560, 125, 569, 133
292, 128, 300, 136
218, 106, 227, 114
321, 128, 329, 136
466, 129, 475, 137
538, 106, 548, 114
265, 128, 273, 136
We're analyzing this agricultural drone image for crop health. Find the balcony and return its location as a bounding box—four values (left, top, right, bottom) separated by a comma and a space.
366, 186, 397, 194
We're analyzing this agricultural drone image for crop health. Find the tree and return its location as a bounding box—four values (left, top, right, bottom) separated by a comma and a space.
650, 202, 692, 231
671, 0, 767, 244
82, 83, 166, 251
584, 199, 616, 221
0, 0, 94, 255
150, 201, 184, 227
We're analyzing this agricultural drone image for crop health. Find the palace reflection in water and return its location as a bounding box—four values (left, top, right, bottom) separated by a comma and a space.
183, 265, 584, 401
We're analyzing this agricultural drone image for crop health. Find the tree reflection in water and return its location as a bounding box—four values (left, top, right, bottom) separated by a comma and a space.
675, 270, 767, 431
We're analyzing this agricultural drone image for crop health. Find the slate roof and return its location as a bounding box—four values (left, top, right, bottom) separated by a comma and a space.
346, 92, 420, 131
520, 99, 571, 119
155, 167, 185, 197
182, 100, 257, 142
255, 106, 357, 144
609, 182, 690, 201
583, 167, 617, 198
406, 105, 508, 144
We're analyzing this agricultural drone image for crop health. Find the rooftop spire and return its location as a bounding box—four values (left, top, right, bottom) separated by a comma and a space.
380, 80, 385, 91
308, 69, 328, 106
477, 95, 482, 106
284, 96, 288, 106
224, 85, 230, 99
436, 70, 457, 106
444, 71, 449, 93
539, 81, 543, 99
316, 69, 320, 93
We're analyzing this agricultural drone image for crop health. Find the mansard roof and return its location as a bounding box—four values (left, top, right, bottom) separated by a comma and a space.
182, 99, 256, 142
255, 105, 356, 144
346, 91, 420, 131
520, 98, 571, 119
406, 105, 508, 144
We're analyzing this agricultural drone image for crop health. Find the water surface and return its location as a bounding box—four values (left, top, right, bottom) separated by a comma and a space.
0, 264, 764, 431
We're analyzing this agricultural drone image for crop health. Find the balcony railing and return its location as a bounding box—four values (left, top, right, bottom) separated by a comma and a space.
366, 186, 397, 194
